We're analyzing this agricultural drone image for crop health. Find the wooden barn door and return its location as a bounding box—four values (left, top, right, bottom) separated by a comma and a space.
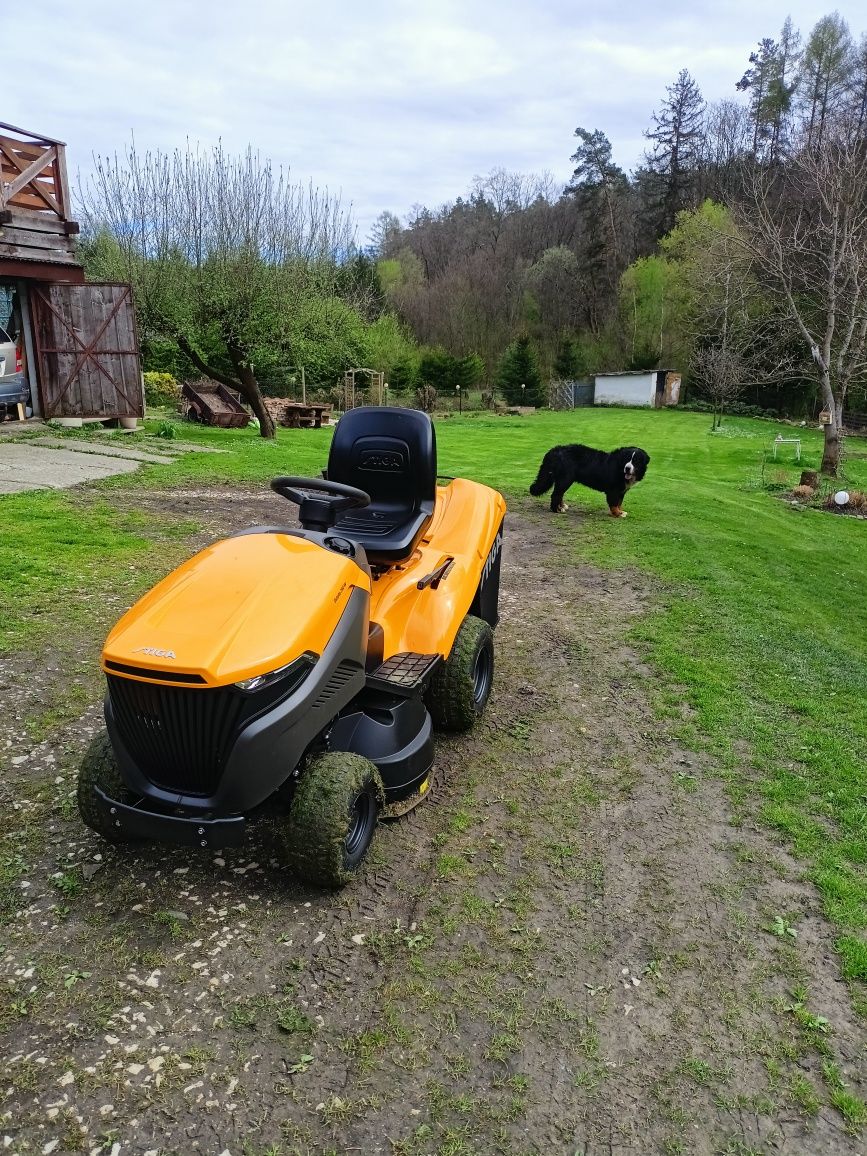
31, 282, 143, 418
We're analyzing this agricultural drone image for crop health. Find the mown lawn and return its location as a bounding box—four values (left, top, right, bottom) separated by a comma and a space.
2, 407, 865, 1000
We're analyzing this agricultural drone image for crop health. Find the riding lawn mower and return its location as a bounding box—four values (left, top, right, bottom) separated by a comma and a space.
77, 407, 506, 887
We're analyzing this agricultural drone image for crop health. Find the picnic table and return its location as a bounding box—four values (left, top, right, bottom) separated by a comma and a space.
263, 398, 333, 429
282, 402, 332, 429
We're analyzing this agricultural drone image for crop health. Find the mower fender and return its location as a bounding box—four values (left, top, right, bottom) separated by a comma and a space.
328, 691, 434, 800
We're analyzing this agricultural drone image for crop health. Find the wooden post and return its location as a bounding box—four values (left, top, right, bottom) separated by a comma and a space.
301, 366, 306, 406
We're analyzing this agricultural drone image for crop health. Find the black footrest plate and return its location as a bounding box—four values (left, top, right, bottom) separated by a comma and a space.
367, 652, 441, 696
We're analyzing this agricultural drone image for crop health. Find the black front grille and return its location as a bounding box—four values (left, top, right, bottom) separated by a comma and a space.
107, 675, 245, 797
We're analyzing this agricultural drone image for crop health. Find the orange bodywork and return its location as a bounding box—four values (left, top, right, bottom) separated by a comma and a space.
103, 535, 370, 688
102, 478, 505, 689
369, 478, 505, 660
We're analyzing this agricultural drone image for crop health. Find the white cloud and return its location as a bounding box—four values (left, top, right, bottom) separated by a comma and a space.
7, 0, 859, 243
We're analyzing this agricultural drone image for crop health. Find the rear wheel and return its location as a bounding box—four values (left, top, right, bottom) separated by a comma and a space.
283, 752, 384, 889
77, 731, 141, 843
426, 615, 494, 732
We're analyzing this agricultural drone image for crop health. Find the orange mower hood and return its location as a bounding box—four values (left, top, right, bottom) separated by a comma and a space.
102, 533, 370, 688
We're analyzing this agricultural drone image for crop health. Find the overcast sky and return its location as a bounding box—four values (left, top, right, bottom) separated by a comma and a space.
8, 0, 861, 245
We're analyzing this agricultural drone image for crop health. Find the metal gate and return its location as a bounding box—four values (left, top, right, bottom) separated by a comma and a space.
31, 282, 143, 418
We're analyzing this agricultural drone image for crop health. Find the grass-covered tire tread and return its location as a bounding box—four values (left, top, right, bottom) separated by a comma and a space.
284, 752, 384, 889
77, 731, 141, 843
426, 614, 494, 732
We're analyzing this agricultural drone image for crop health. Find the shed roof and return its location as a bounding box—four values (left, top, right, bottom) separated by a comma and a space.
594, 369, 679, 377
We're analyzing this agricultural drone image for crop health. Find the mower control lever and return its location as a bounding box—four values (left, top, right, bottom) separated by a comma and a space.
270, 476, 371, 533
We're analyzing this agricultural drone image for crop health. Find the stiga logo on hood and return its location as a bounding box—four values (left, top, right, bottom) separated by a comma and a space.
134, 647, 177, 659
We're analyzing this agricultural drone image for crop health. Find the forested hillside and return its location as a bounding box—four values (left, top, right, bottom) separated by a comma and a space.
374, 11, 866, 470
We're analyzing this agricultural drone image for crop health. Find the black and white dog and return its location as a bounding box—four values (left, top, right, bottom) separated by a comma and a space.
530, 443, 650, 517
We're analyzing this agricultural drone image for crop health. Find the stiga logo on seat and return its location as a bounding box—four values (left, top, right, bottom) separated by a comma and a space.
134, 647, 177, 660
359, 450, 405, 471
481, 530, 503, 584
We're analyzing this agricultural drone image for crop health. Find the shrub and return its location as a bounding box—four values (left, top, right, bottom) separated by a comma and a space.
143, 372, 181, 409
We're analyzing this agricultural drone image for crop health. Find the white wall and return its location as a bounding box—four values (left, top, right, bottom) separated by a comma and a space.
594, 373, 655, 407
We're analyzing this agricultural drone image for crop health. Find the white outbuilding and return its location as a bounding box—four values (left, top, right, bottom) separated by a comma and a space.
594, 370, 681, 408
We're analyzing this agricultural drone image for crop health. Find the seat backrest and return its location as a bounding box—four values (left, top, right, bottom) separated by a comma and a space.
327, 407, 437, 515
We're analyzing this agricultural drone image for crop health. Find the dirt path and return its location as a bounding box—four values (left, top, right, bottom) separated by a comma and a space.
1, 491, 864, 1156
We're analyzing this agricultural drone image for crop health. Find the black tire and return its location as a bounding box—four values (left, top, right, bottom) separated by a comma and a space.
283, 752, 384, 889
77, 731, 141, 843
426, 614, 494, 732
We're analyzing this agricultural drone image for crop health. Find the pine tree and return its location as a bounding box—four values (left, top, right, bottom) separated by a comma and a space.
737, 38, 780, 155
455, 353, 485, 390
798, 14, 854, 148
568, 128, 629, 262
496, 336, 544, 406
567, 127, 631, 317
736, 21, 801, 161
643, 70, 706, 239
851, 32, 867, 135
418, 347, 457, 391
768, 18, 802, 158
389, 359, 417, 394
554, 337, 584, 380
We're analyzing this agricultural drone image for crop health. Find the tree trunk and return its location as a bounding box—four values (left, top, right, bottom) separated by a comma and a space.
224, 337, 276, 439
819, 383, 842, 477
176, 333, 276, 439
821, 419, 840, 476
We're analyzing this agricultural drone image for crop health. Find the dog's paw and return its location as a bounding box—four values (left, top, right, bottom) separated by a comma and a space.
556, 503, 569, 513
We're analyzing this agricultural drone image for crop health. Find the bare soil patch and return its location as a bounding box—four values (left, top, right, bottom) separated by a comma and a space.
1, 488, 864, 1155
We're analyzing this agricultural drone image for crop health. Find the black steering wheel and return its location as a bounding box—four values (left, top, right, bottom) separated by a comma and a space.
270, 476, 370, 533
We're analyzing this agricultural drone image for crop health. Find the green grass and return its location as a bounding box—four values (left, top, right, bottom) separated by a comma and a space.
0, 489, 197, 652
2, 406, 865, 1002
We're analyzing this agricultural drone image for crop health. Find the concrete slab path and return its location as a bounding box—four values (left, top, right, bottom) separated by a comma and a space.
0, 428, 229, 494
0, 443, 142, 493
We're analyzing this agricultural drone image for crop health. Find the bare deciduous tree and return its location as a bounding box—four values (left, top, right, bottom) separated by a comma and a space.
692, 344, 749, 428
737, 126, 867, 474
79, 143, 355, 438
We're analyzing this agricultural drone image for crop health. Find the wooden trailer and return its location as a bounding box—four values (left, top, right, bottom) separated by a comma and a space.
182, 380, 250, 428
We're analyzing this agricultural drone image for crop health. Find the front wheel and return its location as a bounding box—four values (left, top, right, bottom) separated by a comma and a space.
282, 752, 384, 888
77, 731, 142, 843
426, 615, 494, 732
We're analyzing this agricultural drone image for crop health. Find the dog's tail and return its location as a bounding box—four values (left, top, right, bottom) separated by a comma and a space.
529, 451, 555, 496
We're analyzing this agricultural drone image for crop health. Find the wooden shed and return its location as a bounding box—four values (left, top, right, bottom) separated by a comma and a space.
1, 122, 143, 422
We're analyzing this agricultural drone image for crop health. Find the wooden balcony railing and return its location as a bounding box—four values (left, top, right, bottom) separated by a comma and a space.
0, 121, 80, 267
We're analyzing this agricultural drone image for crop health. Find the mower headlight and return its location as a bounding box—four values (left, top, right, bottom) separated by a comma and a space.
235, 652, 317, 694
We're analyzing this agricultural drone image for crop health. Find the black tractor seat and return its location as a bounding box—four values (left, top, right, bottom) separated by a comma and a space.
327, 407, 437, 563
